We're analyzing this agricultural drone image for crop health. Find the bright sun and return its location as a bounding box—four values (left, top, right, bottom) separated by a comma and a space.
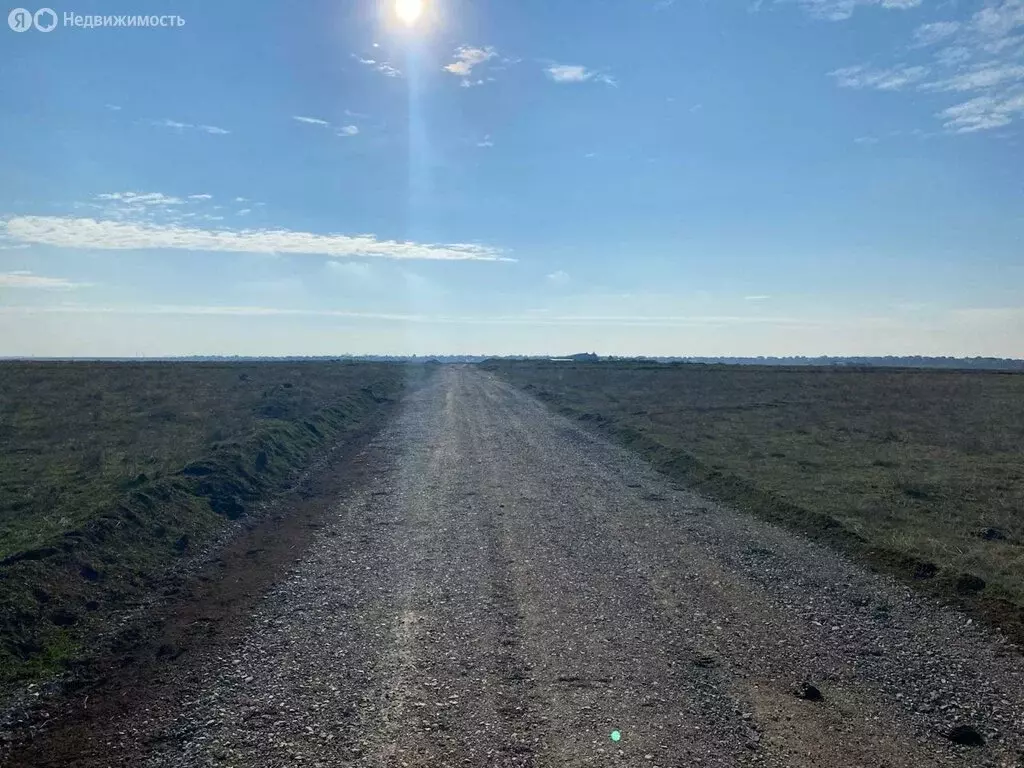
395, 0, 423, 25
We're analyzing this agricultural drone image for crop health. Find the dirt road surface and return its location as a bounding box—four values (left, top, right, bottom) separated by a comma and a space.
12, 367, 1024, 767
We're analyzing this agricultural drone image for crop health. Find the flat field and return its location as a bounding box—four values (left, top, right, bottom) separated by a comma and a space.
485, 360, 1024, 639
0, 361, 417, 689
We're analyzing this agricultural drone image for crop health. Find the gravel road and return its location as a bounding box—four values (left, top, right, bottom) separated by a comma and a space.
69, 366, 1024, 767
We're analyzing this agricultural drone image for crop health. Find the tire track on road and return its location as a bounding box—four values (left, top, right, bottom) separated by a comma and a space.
361, 370, 538, 767
473, 371, 753, 768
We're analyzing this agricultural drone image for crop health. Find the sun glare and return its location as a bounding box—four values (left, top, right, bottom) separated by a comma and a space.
395, 0, 423, 25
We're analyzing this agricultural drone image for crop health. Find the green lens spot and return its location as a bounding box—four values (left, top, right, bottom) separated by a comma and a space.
611, 731, 621, 742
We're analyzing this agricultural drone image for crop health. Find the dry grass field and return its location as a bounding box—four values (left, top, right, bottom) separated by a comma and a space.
485, 360, 1024, 641
0, 361, 420, 689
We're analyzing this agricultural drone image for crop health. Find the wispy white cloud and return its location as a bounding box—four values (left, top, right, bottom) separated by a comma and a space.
150, 118, 189, 130
744, 295, 771, 300
547, 64, 588, 82
913, 20, 961, 47
97, 192, 185, 206
972, 0, 1024, 38
291, 114, 360, 137
477, 134, 494, 147
829, 63, 930, 90
923, 63, 1024, 92
79, 192, 222, 224
786, 0, 921, 22
829, 0, 1024, 133
443, 45, 498, 85
104, 103, 121, 111
545, 63, 616, 86
853, 135, 880, 144
0, 270, 91, 289
0, 216, 510, 263
0, 303, 830, 327
924, 0, 1024, 132
149, 118, 231, 135
546, 270, 570, 285
0, 304, 428, 321
935, 46, 974, 67
352, 55, 402, 78
444, 46, 495, 75
938, 92, 1024, 132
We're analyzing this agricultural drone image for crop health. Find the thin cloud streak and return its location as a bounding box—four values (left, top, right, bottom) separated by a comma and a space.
938, 92, 1024, 132
0, 271, 91, 289
291, 115, 361, 137
97, 192, 186, 206
787, 0, 922, 22
0, 304, 828, 327
149, 118, 230, 135
545, 63, 616, 86
352, 55, 402, 77
829, 64, 930, 90
0, 216, 510, 262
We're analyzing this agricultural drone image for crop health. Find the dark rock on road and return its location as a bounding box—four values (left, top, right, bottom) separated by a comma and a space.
797, 683, 824, 702
947, 725, 986, 747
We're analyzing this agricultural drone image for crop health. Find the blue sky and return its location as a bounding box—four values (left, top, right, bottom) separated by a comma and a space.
1, 0, 1022, 356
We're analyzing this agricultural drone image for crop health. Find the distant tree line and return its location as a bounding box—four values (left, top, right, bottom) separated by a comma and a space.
600, 356, 1024, 370
7, 354, 1022, 371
